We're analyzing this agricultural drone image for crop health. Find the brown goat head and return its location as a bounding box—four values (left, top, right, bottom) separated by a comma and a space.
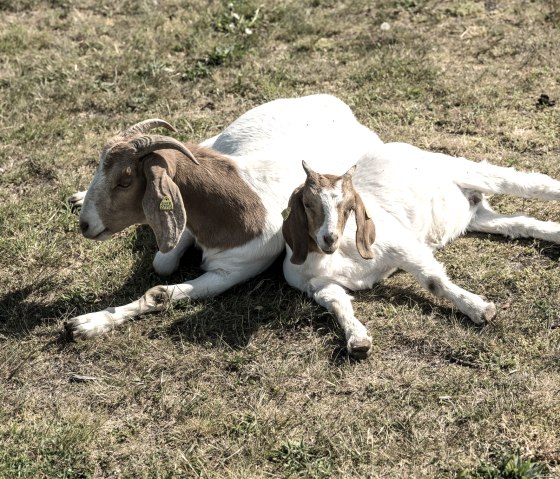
78, 119, 197, 253
282, 161, 375, 264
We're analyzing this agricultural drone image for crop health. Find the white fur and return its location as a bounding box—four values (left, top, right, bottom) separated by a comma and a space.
68, 190, 87, 208
152, 229, 194, 276
316, 181, 344, 251
79, 170, 108, 238
284, 141, 560, 356
67, 94, 383, 339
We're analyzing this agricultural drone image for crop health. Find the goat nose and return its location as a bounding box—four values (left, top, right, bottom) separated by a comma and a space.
323, 233, 338, 246
79, 220, 89, 234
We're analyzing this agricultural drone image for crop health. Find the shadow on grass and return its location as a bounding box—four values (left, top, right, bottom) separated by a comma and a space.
162, 232, 560, 361
0, 226, 194, 340
466, 231, 560, 262
324, 282, 478, 366
0, 226, 284, 351
2, 228, 559, 356
164, 253, 287, 349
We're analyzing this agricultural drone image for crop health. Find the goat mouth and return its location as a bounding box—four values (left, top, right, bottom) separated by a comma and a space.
90, 228, 111, 241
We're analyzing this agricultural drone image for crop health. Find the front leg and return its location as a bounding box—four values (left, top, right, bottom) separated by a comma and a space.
65, 267, 256, 340
311, 281, 372, 359
152, 229, 195, 276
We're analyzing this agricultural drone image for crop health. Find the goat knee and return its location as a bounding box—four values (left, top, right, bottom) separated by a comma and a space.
140, 285, 170, 311
424, 277, 444, 297
153, 251, 181, 276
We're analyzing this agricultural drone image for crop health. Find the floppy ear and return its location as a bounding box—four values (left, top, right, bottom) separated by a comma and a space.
142, 162, 186, 253
354, 192, 375, 260
282, 186, 309, 265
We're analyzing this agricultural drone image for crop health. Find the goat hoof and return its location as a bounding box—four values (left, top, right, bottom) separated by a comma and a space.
64, 312, 113, 340
348, 337, 372, 360
472, 302, 497, 325
483, 302, 497, 322
68, 191, 86, 210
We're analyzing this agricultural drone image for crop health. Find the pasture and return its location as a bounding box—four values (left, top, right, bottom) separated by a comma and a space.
1, 0, 559, 477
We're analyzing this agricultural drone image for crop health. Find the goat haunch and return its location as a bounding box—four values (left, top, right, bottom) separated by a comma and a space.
283, 145, 560, 359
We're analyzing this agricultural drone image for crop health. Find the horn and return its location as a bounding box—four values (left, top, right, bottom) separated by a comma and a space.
121, 118, 178, 138
102, 119, 180, 162
129, 134, 199, 165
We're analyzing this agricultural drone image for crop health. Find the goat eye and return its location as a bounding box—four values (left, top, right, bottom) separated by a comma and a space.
116, 183, 131, 190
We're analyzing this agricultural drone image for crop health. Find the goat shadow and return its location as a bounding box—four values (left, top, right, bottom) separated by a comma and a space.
0, 225, 285, 351
2, 229, 559, 354
293, 232, 560, 365
0, 226, 164, 342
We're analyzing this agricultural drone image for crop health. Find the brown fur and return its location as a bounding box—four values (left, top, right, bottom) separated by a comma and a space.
95, 155, 147, 235
169, 145, 267, 249
142, 161, 187, 253
282, 185, 321, 265
95, 141, 267, 253
353, 192, 375, 259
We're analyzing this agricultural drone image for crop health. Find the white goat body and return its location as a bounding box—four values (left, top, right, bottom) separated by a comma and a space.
283, 142, 560, 358
66, 94, 382, 339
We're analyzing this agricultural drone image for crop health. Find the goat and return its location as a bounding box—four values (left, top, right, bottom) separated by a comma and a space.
282, 144, 560, 359
65, 94, 382, 339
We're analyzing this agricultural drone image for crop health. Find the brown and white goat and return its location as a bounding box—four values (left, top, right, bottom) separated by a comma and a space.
283, 145, 560, 358
66, 94, 382, 339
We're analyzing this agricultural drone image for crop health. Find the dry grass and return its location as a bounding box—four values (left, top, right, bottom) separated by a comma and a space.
1, 0, 560, 477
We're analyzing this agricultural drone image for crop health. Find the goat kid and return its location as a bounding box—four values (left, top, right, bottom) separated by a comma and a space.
66, 94, 382, 339
283, 144, 560, 359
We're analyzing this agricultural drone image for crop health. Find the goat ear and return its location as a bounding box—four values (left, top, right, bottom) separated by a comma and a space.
344, 164, 357, 178
302, 160, 320, 182
354, 193, 375, 260
282, 186, 309, 265
142, 162, 186, 253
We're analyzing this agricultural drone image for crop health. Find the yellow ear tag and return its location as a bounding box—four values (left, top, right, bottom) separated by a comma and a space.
281, 207, 291, 221
159, 195, 174, 211
365, 207, 373, 220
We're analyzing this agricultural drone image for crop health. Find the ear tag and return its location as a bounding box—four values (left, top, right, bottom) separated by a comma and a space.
365, 206, 373, 220
159, 195, 174, 211
281, 207, 291, 221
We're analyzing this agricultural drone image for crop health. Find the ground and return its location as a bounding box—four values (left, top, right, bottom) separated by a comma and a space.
0, 0, 559, 477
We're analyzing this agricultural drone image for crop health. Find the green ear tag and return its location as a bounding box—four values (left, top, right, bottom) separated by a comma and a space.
281, 207, 291, 221
159, 195, 174, 211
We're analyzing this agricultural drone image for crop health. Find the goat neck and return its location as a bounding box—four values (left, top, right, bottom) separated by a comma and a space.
166, 145, 267, 250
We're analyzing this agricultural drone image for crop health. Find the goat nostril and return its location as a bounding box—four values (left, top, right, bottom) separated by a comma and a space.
323, 234, 338, 246
80, 220, 89, 234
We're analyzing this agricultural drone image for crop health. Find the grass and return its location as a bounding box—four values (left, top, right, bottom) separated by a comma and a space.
1, 0, 560, 477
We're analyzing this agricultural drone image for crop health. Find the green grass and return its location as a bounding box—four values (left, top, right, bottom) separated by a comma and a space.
1, 0, 560, 477
456, 451, 549, 479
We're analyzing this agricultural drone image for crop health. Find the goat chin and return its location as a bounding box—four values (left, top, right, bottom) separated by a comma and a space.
89, 230, 112, 241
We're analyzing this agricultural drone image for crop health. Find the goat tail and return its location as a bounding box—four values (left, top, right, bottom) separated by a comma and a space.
449, 157, 560, 201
